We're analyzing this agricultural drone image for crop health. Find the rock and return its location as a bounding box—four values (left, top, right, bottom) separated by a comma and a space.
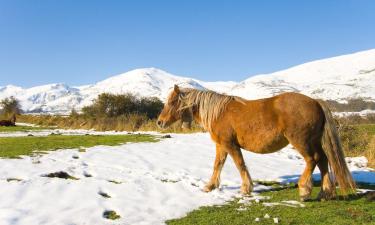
161, 134, 172, 138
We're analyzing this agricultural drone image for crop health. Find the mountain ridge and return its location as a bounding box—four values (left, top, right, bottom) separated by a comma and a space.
1, 49, 375, 114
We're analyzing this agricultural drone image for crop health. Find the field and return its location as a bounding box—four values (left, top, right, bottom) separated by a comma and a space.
0, 127, 374, 225
0, 125, 48, 132
340, 123, 375, 168
0, 133, 157, 158
167, 184, 375, 225
357, 123, 375, 135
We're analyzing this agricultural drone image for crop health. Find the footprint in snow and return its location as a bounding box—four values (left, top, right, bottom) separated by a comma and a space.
83, 171, 93, 177
98, 191, 111, 198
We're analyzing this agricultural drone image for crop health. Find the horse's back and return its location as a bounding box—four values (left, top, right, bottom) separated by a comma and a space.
217, 92, 325, 153
273, 92, 325, 138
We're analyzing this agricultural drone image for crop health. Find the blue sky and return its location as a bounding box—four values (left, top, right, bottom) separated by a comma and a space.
0, 0, 374, 87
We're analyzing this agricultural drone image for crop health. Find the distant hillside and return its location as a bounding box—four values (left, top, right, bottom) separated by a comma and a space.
1, 49, 375, 114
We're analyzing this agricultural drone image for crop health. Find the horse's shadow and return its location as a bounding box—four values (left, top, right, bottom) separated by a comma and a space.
278, 171, 375, 201
280, 170, 375, 188
219, 171, 375, 202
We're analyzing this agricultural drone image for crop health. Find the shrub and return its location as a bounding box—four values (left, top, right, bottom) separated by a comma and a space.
81, 93, 163, 119
0, 96, 21, 116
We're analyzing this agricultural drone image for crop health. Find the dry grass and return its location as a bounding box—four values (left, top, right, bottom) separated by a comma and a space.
336, 113, 375, 124
366, 136, 375, 168
17, 114, 204, 133
338, 122, 375, 168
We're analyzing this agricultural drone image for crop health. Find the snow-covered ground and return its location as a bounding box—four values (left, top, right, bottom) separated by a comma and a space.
0, 123, 158, 137
0, 133, 373, 225
333, 109, 375, 117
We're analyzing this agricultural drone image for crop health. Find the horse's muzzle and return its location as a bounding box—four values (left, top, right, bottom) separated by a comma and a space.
157, 120, 165, 128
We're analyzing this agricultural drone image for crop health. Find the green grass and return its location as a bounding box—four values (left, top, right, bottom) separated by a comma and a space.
0, 125, 50, 132
0, 134, 158, 158
167, 183, 375, 225
103, 210, 121, 220
357, 124, 375, 135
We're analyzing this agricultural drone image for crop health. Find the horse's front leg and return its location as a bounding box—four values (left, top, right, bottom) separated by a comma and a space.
203, 144, 228, 192
227, 145, 253, 195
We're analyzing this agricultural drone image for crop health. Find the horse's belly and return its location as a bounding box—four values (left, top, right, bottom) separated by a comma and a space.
239, 133, 289, 154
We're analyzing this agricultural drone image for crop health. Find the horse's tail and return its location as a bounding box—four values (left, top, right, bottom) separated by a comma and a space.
318, 101, 356, 195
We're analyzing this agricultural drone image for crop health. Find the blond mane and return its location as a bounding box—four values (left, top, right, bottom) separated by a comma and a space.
179, 89, 244, 131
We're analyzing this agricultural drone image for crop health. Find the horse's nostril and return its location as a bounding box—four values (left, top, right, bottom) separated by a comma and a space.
157, 120, 162, 126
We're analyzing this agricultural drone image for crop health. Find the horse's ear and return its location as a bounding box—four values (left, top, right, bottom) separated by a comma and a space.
174, 84, 180, 94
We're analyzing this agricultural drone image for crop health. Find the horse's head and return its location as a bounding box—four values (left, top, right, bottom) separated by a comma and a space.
157, 85, 194, 129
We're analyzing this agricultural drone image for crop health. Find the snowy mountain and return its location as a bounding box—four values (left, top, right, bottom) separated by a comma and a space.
230, 49, 375, 101
1, 49, 375, 114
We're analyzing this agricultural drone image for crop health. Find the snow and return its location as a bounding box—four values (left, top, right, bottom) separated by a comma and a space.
230, 49, 375, 101
333, 109, 375, 117
1, 49, 375, 114
0, 133, 374, 225
0, 127, 157, 137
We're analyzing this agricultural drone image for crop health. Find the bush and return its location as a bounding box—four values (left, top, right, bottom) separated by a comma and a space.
0, 96, 21, 116
81, 93, 163, 119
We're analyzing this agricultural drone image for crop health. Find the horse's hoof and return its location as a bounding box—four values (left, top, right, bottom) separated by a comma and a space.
240, 185, 252, 195
203, 186, 211, 192
203, 183, 217, 192
317, 190, 336, 201
300, 195, 311, 202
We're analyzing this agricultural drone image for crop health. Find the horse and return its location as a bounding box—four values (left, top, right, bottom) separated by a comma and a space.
157, 85, 356, 201
0, 113, 16, 127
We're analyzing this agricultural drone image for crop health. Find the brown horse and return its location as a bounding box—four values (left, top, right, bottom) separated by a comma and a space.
0, 113, 16, 127
157, 85, 356, 201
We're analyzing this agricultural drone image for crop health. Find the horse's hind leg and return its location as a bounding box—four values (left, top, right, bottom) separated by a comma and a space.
298, 154, 316, 201
315, 146, 336, 200
204, 144, 228, 192
290, 142, 317, 201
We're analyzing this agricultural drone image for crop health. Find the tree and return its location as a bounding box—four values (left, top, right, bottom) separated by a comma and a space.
0, 96, 21, 115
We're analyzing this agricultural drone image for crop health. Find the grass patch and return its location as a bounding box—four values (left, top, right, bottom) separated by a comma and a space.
103, 210, 121, 220
42, 171, 79, 180
0, 125, 49, 132
339, 123, 375, 168
107, 180, 122, 184
357, 124, 375, 135
167, 183, 375, 225
0, 134, 158, 158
